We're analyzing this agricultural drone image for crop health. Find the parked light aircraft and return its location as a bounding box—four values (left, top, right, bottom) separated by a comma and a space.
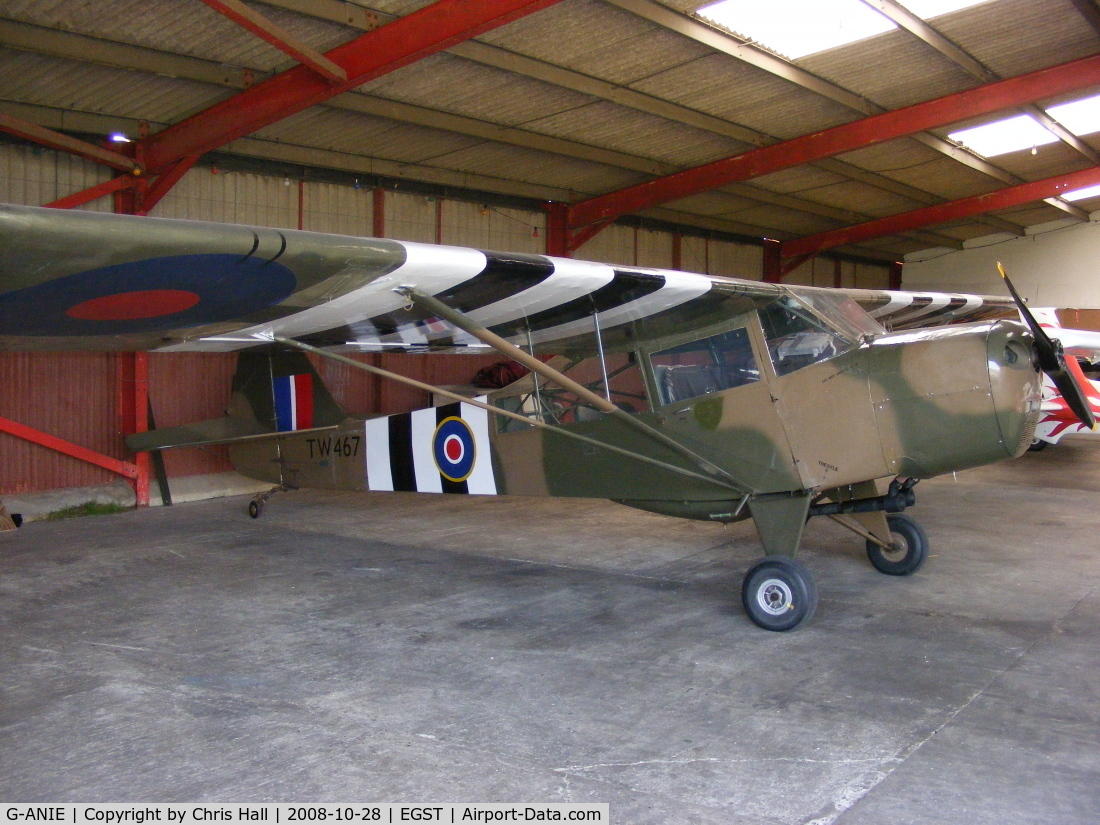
1016, 308, 1100, 449
0, 203, 1091, 630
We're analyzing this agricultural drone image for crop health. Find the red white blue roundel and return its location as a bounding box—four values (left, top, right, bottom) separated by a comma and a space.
433, 416, 476, 482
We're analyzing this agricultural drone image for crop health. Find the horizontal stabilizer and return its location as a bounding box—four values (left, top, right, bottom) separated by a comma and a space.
126, 417, 338, 452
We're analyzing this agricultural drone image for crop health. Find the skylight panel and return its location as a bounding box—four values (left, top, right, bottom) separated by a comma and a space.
1062, 184, 1100, 202
696, 0, 894, 59
695, 0, 992, 59
947, 115, 1059, 158
1047, 94, 1100, 137
901, 0, 991, 17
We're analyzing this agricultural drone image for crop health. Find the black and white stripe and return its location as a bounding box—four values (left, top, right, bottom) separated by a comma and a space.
364, 399, 497, 495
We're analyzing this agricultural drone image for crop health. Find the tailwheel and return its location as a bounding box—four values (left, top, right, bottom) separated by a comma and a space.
247, 497, 264, 519
866, 513, 928, 576
741, 556, 818, 632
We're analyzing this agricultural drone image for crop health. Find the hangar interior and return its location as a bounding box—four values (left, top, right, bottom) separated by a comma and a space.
1, 0, 1099, 818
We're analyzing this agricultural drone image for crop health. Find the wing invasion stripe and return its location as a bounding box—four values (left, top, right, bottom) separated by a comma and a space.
524, 269, 713, 346
489, 269, 666, 338
297, 250, 556, 348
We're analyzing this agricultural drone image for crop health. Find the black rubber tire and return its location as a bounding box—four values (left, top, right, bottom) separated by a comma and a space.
248, 499, 262, 519
1027, 438, 1048, 452
741, 556, 818, 632
866, 513, 928, 576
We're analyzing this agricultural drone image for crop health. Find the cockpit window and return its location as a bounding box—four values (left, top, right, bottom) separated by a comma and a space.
759, 297, 855, 377
651, 326, 760, 405
784, 286, 884, 342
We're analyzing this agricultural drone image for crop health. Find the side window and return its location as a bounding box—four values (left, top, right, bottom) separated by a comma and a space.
494, 352, 649, 432
650, 327, 760, 405
759, 298, 852, 377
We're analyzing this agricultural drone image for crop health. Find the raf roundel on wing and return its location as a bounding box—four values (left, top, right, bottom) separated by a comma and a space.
0, 254, 297, 336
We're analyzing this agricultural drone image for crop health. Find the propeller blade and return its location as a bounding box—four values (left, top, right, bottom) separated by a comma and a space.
998, 262, 1095, 430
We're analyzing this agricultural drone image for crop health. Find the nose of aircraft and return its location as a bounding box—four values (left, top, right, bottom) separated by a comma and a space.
986, 320, 1043, 458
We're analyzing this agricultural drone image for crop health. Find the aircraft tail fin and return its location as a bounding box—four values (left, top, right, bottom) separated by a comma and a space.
126, 351, 347, 452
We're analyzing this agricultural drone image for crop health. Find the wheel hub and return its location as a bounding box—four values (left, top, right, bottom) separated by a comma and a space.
756, 577, 793, 616
882, 534, 909, 563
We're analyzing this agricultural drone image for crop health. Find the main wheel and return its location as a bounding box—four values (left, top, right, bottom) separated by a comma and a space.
248, 499, 263, 519
741, 556, 818, 632
1027, 438, 1048, 452
866, 513, 928, 575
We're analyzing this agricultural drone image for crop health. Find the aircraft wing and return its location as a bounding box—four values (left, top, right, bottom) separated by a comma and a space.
0, 203, 781, 355
841, 287, 1017, 330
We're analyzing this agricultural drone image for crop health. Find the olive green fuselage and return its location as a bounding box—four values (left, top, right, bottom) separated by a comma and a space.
230, 318, 1042, 519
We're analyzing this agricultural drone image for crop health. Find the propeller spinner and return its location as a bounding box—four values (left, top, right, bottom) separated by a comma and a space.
998, 262, 1096, 430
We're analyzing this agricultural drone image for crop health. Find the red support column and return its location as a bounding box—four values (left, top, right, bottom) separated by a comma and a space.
117, 353, 151, 507
763, 238, 783, 283
435, 198, 443, 245
110, 144, 152, 507
545, 202, 569, 257
133, 353, 150, 507
889, 260, 903, 291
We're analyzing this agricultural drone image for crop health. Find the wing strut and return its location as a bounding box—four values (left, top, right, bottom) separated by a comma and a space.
272, 335, 745, 494
393, 287, 752, 494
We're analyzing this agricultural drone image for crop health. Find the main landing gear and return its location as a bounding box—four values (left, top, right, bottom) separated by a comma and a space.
741, 556, 818, 632
740, 478, 929, 631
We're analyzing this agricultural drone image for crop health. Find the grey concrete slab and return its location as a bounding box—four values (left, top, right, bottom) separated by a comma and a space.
1, 438, 1099, 823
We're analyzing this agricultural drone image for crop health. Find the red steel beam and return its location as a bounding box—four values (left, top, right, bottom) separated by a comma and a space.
200, 0, 348, 84
781, 166, 1100, 259
0, 111, 142, 173
141, 0, 564, 172
0, 415, 139, 480
140, 154, 200, 214
46, 174, 139, 209
568, 52, 1100, 230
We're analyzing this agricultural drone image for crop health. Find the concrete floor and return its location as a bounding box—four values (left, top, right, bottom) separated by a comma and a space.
2, 440, 1098, 823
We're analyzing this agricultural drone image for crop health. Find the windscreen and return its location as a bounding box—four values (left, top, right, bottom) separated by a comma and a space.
759, 293, 864, 377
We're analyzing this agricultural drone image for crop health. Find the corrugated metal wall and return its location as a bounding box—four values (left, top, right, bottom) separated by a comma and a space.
0, 142, 888, 494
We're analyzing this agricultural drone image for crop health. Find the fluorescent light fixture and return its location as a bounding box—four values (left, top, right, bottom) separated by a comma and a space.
695, 0, 990, 59
697, 0, 893, 59
947, 114, 1059, 158
1062, 184, 1100, 202
1047, 93, 1100, 137
108, 132, 131, 143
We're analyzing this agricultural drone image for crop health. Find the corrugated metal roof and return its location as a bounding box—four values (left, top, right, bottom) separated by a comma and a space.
0, 0, 1096, 258
0, 49, 227, 122
522, 101, 743, 166
478, 0, 716, 85
939, 0, 1098, 79
799, 30, 979, 111
361, 53, 596, 126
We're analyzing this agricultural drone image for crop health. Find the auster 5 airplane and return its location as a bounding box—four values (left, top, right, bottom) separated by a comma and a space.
1, 203, 1093, 631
